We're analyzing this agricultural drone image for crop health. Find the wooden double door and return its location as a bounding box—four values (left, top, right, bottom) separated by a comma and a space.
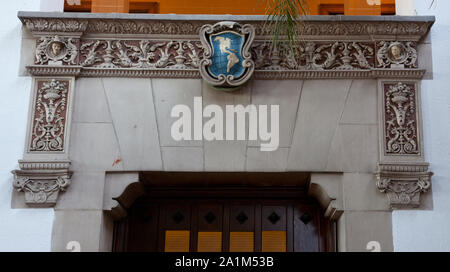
113, 188, 335, 252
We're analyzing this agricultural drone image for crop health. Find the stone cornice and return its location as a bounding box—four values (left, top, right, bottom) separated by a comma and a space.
18, 12, 434, 41
19, 12, 433, 79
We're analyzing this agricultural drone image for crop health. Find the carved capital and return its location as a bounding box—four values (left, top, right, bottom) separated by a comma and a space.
12, 161, 72, 207
376, 162, 432, 209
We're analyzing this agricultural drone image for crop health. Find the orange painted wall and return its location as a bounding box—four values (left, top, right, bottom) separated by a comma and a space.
157, 0, 395, 15
71, 0, 396, 15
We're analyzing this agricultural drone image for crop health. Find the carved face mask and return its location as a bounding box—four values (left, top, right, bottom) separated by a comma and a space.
51, 42, 63, 56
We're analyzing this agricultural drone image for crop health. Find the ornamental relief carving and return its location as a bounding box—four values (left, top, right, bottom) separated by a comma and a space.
79, 39, 204, 69
32, 37, 422, 74
377, 41, 418, 69
376, 163, 432, 209
35, 35, 78, 65
383, 82, 419, 155
251, 41, 374, 70
377, 177, 430, 208
13, 175, 70, 206
23, 15, 432, 79
12, 161, 72, 207
29, 79, 69, 152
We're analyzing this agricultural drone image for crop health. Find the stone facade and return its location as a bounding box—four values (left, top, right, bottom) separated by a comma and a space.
12, 12, 435, 252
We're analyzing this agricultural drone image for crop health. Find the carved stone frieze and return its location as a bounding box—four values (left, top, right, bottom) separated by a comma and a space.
79, 39, 203, 69
35, 35, 79, 65
382, 82, 420, 155
376, 162, 432, 209
377, 41, 418, 69
252, 41, 374, 70
26, 38, 426, 79
22, 18, 88, 33
12, 161, 72, 207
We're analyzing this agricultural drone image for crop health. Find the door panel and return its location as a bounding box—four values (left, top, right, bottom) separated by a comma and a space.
113, 189, 335, 252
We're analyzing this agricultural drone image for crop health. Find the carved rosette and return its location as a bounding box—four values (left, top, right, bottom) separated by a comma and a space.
376, 41, 418, 69
29, 79, 70, 152
376, 163, 432, 209
12, 161, 72, 207
383, 82, 420, 155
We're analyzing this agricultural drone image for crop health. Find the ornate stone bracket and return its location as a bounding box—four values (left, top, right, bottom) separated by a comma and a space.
12, 161, 72, 207
376, 162, 432, 209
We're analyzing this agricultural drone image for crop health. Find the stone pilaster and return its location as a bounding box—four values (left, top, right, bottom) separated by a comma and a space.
376, 80, 432, 209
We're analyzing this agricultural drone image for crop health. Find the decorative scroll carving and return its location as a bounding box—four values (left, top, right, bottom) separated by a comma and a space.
383, 82, 419, 155
35, 35, 78, 65
29, 79, 69, 152
79, 39, 203, 69
252, 41, 374, 70
12, 161, 72, 207
376, 162, 432, 209
22, 18, 88, 33
377, 41, 418, 69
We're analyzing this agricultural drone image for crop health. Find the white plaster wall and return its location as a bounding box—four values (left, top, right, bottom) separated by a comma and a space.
392, 0, 450, 252
0, 0, 63, 252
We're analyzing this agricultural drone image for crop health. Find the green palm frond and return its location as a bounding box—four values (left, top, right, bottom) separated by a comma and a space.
264, 0, 308, 55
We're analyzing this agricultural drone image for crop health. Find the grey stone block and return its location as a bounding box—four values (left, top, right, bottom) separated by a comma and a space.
340, 80, 377, 125
103, 78, 163, 170
51, 210, 104, 252
287, 80, 352, 171
161, 146, 204, 171
152, 78, 202, 147
246, 147, 289, 172
69, 123, 123, 172
326, 124, 378, 173
55, 172, 106, 210
72, 78, 112, 123
248, 80, 302, 148
343, 211, 393, 252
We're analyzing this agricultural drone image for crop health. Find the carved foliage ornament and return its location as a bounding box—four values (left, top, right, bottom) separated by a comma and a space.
383, 82, 419, 155
80, 39, 203, 69
36, 35, 78, 65
199, 22, 255, 89
252, 41, 374, 71
30, 79, 69, 152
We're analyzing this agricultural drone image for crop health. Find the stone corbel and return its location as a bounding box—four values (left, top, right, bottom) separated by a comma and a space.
12, 161, 72, 207
376, 162, 432, 209
376, 80, 432, 209
308, 174, 344, 221
12, 77, 75, 207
